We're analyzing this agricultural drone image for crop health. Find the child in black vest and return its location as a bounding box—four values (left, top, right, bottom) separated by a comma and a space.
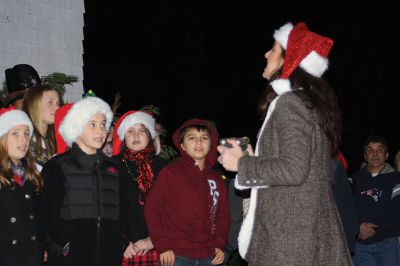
35, 96, 125, 266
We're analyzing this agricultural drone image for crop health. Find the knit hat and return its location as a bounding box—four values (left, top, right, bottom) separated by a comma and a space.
0, 106, 33, 138
112, 110, 156, 156
55, 97, 113, 153
271, 22, 334, 95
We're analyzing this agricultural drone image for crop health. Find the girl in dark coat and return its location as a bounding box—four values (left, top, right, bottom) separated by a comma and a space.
0, 106, 43, 266
112, 110, 169, 266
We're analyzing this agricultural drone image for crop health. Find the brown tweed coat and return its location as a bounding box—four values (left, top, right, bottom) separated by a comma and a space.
237, 92, 352, 266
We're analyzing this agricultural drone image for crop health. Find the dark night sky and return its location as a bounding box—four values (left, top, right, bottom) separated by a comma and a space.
82, 1, 400, 175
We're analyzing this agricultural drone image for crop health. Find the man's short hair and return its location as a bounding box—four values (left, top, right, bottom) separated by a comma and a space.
363, 135, 389, 154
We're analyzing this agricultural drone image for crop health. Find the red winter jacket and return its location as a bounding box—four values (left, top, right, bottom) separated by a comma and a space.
144, 118, 229, 259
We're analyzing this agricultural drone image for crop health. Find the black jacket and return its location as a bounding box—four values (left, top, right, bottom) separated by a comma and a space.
352, 166, 400, 244
331, 158, 359, 254
115, 153, 169, 243
0, 181, 43, 266
35, 144, 126, 266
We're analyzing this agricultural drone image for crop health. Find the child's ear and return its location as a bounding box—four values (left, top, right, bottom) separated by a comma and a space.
180, 143, 186, 151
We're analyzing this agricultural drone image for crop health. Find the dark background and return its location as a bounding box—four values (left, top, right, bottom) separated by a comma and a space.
82, 0, 400, 175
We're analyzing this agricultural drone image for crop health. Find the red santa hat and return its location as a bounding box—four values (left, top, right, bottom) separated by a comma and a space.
112, 110, 156, 156
54, 97, 113, 154
271, 22, 334, 95
0, 106, 33, 138
54, 103, 73, 154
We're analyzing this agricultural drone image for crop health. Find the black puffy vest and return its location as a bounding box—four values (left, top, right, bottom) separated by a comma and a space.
56, 145, 120, 220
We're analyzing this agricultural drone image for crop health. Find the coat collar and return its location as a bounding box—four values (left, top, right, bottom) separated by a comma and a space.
70, 143, 103, 168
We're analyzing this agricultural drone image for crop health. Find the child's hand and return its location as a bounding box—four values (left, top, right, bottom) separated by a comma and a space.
160, 250, 175, 266
134, 237, 154, 255
123, 242, 138, 258
212, 248, 225, 265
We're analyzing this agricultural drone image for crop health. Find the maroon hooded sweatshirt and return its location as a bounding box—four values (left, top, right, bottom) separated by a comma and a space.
144, 118, 230, 259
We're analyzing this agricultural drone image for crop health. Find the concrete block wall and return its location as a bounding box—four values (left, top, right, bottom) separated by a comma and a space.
0, 0, 85, 102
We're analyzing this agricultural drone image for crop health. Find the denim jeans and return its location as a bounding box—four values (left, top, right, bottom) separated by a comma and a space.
398, 237, 400, 265
158, 255, 214, 266
353, 237, 399, 266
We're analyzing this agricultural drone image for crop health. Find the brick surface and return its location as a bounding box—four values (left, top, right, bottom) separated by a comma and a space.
0, 0, 85, 100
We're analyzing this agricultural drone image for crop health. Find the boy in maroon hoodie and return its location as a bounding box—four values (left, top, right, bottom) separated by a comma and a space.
144, 118, 230, 266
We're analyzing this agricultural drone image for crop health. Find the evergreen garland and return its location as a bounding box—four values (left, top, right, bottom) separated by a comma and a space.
41, 72, 79, 99
1, 72, 79, 107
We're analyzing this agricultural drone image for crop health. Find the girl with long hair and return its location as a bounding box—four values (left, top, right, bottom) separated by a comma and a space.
217, 22, 351, 265
0, 106, 43, 266
23, 85, 60, 166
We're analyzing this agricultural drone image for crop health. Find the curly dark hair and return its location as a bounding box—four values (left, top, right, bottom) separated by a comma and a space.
258, 67, 342, 155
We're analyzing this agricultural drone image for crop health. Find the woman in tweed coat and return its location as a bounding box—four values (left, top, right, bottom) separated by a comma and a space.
217, 22, 352, 266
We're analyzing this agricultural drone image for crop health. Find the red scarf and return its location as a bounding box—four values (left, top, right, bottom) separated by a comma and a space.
122, 145, 155, 205
13, 175, 26, 186
10, 161, 27, 187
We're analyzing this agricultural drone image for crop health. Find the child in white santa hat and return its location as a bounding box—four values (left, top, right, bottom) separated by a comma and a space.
112, 110, 169, 266
34, 96, 128, 266
0, 106, 44, 266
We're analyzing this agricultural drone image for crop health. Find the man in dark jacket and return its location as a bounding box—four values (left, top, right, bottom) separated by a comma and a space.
352, 135, 400, 266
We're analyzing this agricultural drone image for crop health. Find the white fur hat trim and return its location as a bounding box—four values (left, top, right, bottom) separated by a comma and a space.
117, 111, 156, 140
300, 50, 329, 78
270, 79, 292, 95
273, 23, 330, 77
0, 110, 33, 138
273, 22, 293, 49
59, 97, 113, 146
